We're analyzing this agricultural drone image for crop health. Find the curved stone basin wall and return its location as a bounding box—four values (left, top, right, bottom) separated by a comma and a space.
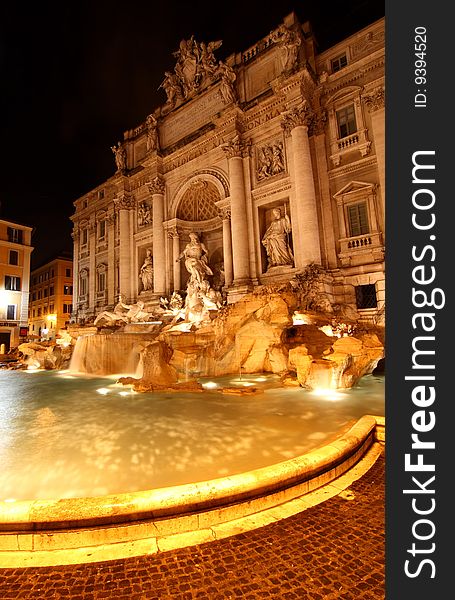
0, 415, 383, 567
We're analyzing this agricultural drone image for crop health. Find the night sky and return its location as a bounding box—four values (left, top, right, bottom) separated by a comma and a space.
1, 0, 384, 268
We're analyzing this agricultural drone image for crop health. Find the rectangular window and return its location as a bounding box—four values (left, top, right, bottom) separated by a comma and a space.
50, 269, 54, 278
44, 288, 48, 298
7, 227, 23, 244
80, 277, 87, 297
5, 275, 21, 291
98, 220, 106, 239
63, 303, 73, 314
65, 268, 71, 277
38, 290, 42, 299
355, 284, 377, 309
98, 272, 106, 293
32, 292, 37, 301
38, 308, 42, 317
81, 228, 88, 246
347, 203, 369, 237
336, 104, 357, 138
49, 286, 54, 296
49, 304, 54, 313
6, 305, 16, 320
63, 285, 73, 295
331, 53, 347, 73
9, 250, 19, 265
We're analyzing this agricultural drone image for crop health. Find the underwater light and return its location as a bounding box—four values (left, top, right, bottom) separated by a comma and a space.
311, 388, 346, 402
96, 387, 110, 395
202, 381, 218, 389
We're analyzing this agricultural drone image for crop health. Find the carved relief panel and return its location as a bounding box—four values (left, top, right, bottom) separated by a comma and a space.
254, 137, 286, 184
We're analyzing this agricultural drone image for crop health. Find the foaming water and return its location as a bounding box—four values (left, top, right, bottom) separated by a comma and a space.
0, 370, 384, 501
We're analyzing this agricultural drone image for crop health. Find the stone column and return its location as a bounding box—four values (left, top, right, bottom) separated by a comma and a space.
221, 137, 251, 285
148, 176, 166, 295
88, 221, 96, 311
364, 86, 385, 232
312, 112, 338, 269
282, 103, 322, 267
106, 212, 116, 306
336, 198, 347, 239
168, 227, 181, 292
71, 229, 79, 320
114, 194, 135, 302
220, 208, 233, 286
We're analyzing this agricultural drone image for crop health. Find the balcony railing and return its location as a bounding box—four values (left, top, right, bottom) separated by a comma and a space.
338, 231, 384, 266
330, 128, 371, 167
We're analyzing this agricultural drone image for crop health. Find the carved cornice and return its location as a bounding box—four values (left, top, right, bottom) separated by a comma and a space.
147, 176, 166, 195
221, 135, 251, 159
281, 101, 313, 135
114, 194, 135, 211
363, 86, 385, 112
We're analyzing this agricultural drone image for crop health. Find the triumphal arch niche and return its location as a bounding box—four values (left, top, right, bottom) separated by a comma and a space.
71, 10, 385, 323
166, 174, 228, 294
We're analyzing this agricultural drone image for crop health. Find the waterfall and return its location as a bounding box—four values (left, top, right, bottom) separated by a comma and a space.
68, 333, 152, 376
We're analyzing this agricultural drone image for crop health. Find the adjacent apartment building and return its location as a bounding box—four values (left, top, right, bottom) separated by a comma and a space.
0, 219, 33, 351
28, 252, 74, 340
70, 11, 385, 323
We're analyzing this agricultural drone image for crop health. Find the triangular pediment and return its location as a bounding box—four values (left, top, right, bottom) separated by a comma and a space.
333, 180, 376, 199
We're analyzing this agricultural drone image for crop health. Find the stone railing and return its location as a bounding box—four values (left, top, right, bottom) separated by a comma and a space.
330, 128, 371, 166
339, 231, 382, 254
241, 34, 275, 63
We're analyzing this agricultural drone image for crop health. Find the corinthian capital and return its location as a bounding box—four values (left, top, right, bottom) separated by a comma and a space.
363, 86, 385, 112
219, 207, 231, 221
221, 135, 251, 159
281, 101, 313, 135
167, 226, 181, 239
147, 175, 166, 195
114, 194, 136, 211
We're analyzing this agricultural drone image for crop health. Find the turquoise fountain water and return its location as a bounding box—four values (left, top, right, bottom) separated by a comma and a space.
0, 369, 384, 502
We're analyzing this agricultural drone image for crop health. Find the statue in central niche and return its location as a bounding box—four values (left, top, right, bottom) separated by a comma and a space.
170, 232, 221, 329
177, 232, 213, 285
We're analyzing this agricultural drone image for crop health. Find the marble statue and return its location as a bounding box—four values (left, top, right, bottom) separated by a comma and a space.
262, 207, 294, 268
217, 61, 237, 104
177, 232, 213, 285
271, 24, 301, 73
139, 248, 154, 291
164, 232, 221, 331
94, 296, 152, 327
159, 37, 223, 108
159, 71, 182, 107
145, 113, 159, 152
111, 142, 127, 171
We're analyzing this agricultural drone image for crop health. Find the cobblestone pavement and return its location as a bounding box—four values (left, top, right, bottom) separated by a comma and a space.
0, 451, 384, 599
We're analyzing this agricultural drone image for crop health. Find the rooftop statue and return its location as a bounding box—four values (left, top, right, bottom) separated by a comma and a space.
270, 24, 301, 73
159, 37, 225, 110
111, 142, 127, 171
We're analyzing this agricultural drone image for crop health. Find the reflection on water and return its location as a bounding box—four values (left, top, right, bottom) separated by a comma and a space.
0, 369, 384, 501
